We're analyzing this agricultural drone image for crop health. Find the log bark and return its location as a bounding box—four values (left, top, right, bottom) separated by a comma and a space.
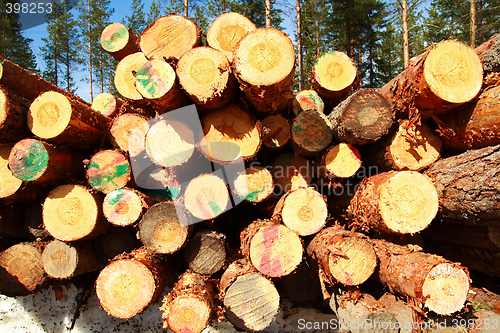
93, 225, 141, 263
199, 104, 261, 163
371, 239, 470, 315
233, 28, 295, 114
103, 187, 155, 226
41, 239, 104, 279
95, 246, 169, 319
379, 40, 483, 117
0, 85, 31, 142
0, 241, 47, 296
271, 152, 312, 193
317, 142, 362, 180
377, 293, 415, 333
183, 173, 230, 221
100, 23, 140, 62
423, 144, 500, 224
309, 50, 358, 106
139, 15, 202, 61
176, 46, 236, 110
273, 187, 327, 236
241, 219, 303, 278
160, 271, 215, 333
183, 229, 226, 276
291, 110, 333, 155
292, 89, 325, 116
475, 33, 500, 72
422, 223, 500, 251
8, 138, 85, 185
348, 170, 439, 234
114, 52, 149, 102
28, 91, 111, 150
233, 165, 274, 203
86, 149, 131, 194
206, 12, 257, 63
109, 112, 151, 157
42, 184, 108, 242
138, 201, 190, 254
329, 88, 394, 146
219, 259, 280, 331
261, 114, 291, 150
307, 227, 377, 293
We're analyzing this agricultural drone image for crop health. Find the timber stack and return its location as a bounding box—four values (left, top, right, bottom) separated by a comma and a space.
0, 11, 499, 333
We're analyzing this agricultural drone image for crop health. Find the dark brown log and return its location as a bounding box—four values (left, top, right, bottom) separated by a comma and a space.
422, 223, 500, 251
261, 114, 291, 150
95, 247, 169, 319
103, 187, 155, 226
423, 144, 500, 224
271, 153, 312, 193
93, 225, 141, 263
291, 110, 333, 155
183, 229, 226, 276
348, 170, 439, 234
328, 89, 394, 146
0, 241, 48, 296
371, 239, 470, 315
86, 149, 131, 194
475, 33, 500, 72
0, 85, 31, 142
160, 271, 215, 333
100, 23, 140, 62
233, 165, 274, 203
24, 201, 49, 239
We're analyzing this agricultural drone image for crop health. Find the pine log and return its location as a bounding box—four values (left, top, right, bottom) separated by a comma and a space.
100, 23, 140, 61
135, 59, 188, 111
138, 201, 190, 254
28, 91, 111, 150
183, 173, 229, 221
0, 204, 32, 239
348, 170, 439, 234
8, 138, 84, 185
109, 112, 151, 157
292, 89, 325, 116
95, 247, 168, 319
377, 293, 415, 333
176, 46, 236, 110
329, 88, 394, 146
233, 28, 295, 114
329, 288, 400, 333
160, 271, 215, 333
371, 239, 470, 315
273, 187, 327, 236
422, 223, 500, 251
307, 227, 377, 292
199, 104, 261, 163
291, 110, 333, 156
93, 225, 140, 263
0, 85, 31, 142
42, 184, 108, 242
103, 187, 155, 226
0, 241, 47, 296
41, 239, 103, 279
86, 149, 131, 194
206, 12, 257, 63
271, 152, 312, 193
423, 144, 500, 224
439, 85, 500, 153
261, 114, 291, 150
233, 165, 274, 203
380, 40, 483, 117
280, 260, 322, 303
114, 52, 149, 102
241, 219, 303, 278
91, 93, 123, 118
363, 119, 442, 171
310, 50, 358, 105
475, 33, 500, 72
219, 259, 280, 331
183, 229, 226, 276
317, 142, 362, 180
139, 15, 202, 61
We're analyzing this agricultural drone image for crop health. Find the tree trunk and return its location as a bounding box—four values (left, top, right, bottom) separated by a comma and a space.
371, 239, 470, 315
402, 0, 409, 68
475, 33, 500, 73
291, 110, 333, 156
470, 0, 476, 48
292, 89, 324, 116
241, 219, 303, 278
95, 247, 169, 319
273, 187, 327, 236
87, 0, 93, 102
183, 229, 226, 276
28, 91, 111, 151
206, 12, 256, 63
42, 184, 108, 242
317, 142, 362, 180
265, 0, 271, 27
233, 28, 295, 114
114, 52, 149, 102
86, 149, 131, 194
176, 46, 236, 110
296, 0, 303, 90
183, 173, 230, 221
328, 89, 394, 146
140, 15, 202, 61
423, 144, 500, 224
109, 112, 151, 157
379, 40, 483, 117
161, 271, 215, 333
0, 85, 31, 142
100, 23, 140, 62
102, 187, 155, 227
348, 170, 439, 234
233, 165, 274, 203
307, 226, 377, 296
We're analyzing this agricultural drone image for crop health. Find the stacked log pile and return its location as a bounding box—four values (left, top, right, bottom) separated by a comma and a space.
1, 12, 500, 333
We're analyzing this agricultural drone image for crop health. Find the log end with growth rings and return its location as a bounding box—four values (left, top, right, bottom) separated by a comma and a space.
0, 144, 23, 199
233, 165, 274, 203
28, 91, 72, 139
184, 173, 229, 221
312, 51, 357, 99
103, 188, 149, 226
322, 143, 362, 179
91, 93, 119, 117
110, 112, 150, 157
86, 150, 131, 194
114, 52, 148, 101
261, 114, 291, 149
100, 23, 133, 54
292, 89, 325, 116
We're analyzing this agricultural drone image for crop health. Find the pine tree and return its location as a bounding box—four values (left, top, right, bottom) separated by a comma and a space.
424, 0, 469, 44
123, 0, 148, 34
229, 0, 283, 29
147, 0, 162, 25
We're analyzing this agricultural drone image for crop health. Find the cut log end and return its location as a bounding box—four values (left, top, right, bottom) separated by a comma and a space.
292, 110, 333, 155
114, 52, 148, 101
184, 230, 226, 276
292, 89, 325, 116
323, 143, 362, 179
234, 166, 274, 203
135, 59, 176, 100
41, 240, 79, 279
166, 297, 212, 333
184, 174, 229, 220
110, 112, 150, 156
312, 51, 357, 100
8, 138, 50, 182
0, 144, 23, 199
28, 91, 72, 139
87, 150, 131, 194
103, 188, 149, 226
95, 259, 157, 319
100, 23, 135, 59
91, 93, 119, 117
261, 114, 291, 149
422, 263, 469, 315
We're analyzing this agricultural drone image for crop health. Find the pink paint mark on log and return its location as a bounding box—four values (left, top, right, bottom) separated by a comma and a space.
195, 197, 211, 220
344, 271, 354, 285
259, 225, 283, 277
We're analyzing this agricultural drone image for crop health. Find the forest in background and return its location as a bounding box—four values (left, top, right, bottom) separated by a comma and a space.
1, 0, 499, 101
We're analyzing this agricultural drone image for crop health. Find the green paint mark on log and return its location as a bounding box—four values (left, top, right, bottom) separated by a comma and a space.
293, 126, 302, 133
209, 201, 222, 216
100, 25, 128, 52
107, 189, 125, 206
11, 140, 49, 182
244, 189, 263, 202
